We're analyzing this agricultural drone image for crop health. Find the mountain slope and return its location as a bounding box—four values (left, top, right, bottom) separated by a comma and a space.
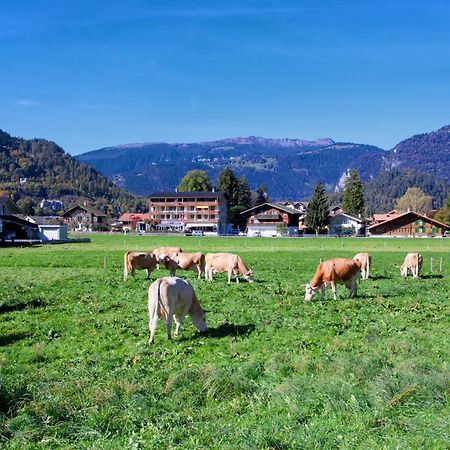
387, 125, 450, 181
76, 137, 386, 199
0, 130, 141, 214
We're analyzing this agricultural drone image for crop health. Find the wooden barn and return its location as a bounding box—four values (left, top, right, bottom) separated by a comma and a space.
368, 211, 449, 237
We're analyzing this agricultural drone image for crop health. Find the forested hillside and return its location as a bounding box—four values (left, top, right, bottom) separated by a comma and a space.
76, 137, 386, 199
364, 168, 449, 214
0, 130, 143, 215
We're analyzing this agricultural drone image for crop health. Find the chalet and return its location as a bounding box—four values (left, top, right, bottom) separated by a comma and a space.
328, 212, 368, 236
148, 191, 227, 235
0, 196, 39, 241
241, 202, 305, 237
62, 204, 107, 231
368, 211, 449, 237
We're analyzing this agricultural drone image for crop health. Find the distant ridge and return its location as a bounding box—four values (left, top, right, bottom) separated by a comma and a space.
76, 135, 385, 199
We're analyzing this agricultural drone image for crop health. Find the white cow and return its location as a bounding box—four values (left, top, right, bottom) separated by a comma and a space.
400, 253, 423, 278
148, 277, 208, 344
353, 253, 371, 280
205, 253, 254, 283
304, 258, 362, 301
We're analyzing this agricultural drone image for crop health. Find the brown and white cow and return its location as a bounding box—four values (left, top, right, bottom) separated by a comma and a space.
400, 253, 423, 278
353, 253, 371, 280
205, 253, 254, 283
304, 258, 362, 301
123, 252, 158, 281
163, 252, 206, 279
148, 277, 208, 344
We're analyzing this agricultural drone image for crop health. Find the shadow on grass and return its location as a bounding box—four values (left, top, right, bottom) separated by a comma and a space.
369, 275, 390, 280
0, 332, 29, 347
421, 274, 444, 279
191, 322, 255, 340
0, 298, 46, 314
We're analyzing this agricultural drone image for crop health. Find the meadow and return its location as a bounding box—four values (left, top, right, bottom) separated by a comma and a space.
0, 235, 449, 449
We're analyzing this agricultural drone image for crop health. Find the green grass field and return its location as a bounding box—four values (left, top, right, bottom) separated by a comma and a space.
1, 235, 449, 449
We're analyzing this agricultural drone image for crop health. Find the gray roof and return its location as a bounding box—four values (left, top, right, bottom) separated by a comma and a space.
62, 204, 106, 217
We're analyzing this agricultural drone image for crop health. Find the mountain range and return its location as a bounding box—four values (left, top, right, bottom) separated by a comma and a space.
0, 125, 448, 215
76, 125, 450, 203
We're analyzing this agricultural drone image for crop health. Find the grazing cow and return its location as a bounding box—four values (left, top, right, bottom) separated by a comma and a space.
353, 253, 371, 280
148, 277, 208, 343
152, 246, 182, 269
304, 258, 362, 301
163, 252, 206, 279
400, 253, 423, 278
205, 253, 254, 283
123, 252, 158, 281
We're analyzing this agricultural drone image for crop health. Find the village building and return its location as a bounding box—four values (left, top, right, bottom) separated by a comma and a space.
370, 209, 400, 225
328, 211, 368, 236
241, 202, 305, 237
368, 211, 449, 237
62, 204, 107, 231
117, 212, 154, 233
148, 191, 227, 235
0, 196, 39, 241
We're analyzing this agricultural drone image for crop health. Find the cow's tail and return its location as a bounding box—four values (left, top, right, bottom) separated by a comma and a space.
123, 251, 132, 281
199, 254, 206, 274
366, 256, 371, 278
148, 278, 163, 317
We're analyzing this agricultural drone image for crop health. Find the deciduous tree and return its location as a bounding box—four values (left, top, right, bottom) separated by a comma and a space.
177, 170, 212, 192
396, 187, 433, 214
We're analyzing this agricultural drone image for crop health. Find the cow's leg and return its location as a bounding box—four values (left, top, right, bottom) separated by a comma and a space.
170, 268, 176, 277
146, 269, 150, 279
148, 314, 158, 344
331, 282, 337, 301
174, 314, 184, 336
349, 276, 358, 298
320, 284, 326, 300
131, 269, 136, 279
166, 316, 173, 340
192, 265, 201, 279
228, 270, 232, 284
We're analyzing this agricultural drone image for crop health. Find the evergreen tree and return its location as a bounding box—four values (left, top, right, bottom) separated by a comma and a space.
216, 167, 239, 206
255, 184, 269, 206
216, 168, 252, 227
177, 170, 212, 192
342, 170, 364, 215
306, 181, 329, 235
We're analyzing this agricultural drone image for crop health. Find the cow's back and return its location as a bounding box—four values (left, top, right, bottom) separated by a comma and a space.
205, 253, 237, 271
320, 258, 360, 282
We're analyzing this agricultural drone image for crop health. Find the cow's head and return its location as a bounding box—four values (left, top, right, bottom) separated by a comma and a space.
399, 264, 407, 277
304, 284, 319, 301
191, 307, 208, 332
244, 269, 254, 283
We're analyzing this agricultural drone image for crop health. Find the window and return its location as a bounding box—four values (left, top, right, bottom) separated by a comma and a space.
415, 227, 419, 233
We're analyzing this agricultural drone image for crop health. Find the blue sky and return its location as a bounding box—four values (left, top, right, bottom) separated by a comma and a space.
1, 0, 449, 154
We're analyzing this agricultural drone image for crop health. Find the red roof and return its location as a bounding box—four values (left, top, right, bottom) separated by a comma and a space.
368, 211, 449, 231
118, 213, 151, 222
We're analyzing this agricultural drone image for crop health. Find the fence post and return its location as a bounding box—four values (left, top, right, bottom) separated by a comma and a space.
439, 257, 443, 273
430, 257, 433, 273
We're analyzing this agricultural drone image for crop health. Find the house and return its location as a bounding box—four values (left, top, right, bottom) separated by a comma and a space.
328, 212, 368, 236
118, 212, 153, 232
368, 211, 449, 237
241, 202, 305, 237
62, 204, 107, 231
0, 196, 39, 241
148, 191, 227, 235
27, 216, 68, 241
